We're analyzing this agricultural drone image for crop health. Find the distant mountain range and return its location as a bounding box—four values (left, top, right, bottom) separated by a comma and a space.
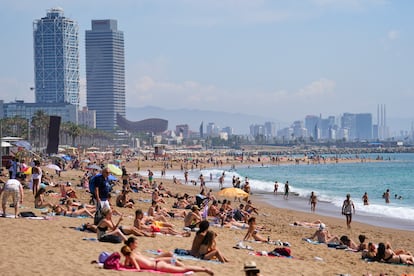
126, 106, 286, 134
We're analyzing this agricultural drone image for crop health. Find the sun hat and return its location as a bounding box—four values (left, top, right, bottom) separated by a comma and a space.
319, 223, 326, 230
243, 260, 260, 272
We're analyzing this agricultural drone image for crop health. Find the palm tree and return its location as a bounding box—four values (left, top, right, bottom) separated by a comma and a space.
31, 110, 49, 149
67, 122, 81, 146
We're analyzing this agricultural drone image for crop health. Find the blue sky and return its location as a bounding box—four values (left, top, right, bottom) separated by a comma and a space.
1, 0, 413, 131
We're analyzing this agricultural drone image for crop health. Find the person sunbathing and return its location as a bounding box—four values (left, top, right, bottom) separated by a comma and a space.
116, 189, 134, 208
124, 237, 177, 262
148, 201, 186, 219
120, 240, 214, 275
96, 208, 127, 243
375, 242, 414, 265
243, 217, 270, 242
293, 220, 322, 227
183, 205, 202, 230
134, 209, 190, 237
52, 205, 94, 218
307, 223, 340, 244
340, 235, 359, 250
357, 234, 368, 251
199, 230, 229, 263
34, 188, 56, 209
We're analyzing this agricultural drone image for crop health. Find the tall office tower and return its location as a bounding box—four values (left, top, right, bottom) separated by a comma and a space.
33, 8, 80, 106
305, 115, 320, 139
85, 19, 125, 131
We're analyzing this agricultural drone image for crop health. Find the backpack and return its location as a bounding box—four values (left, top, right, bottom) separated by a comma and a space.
103, 252, 121, 270
269, 247, 291, 257
88, 174, 100, 196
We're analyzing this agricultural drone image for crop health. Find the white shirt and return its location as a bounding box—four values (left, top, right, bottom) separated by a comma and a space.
4, 179, 21, 191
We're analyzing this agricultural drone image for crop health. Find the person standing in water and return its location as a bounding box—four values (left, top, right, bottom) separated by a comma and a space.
273, 181, 279, 195
283, 181, 290, 200
362, 192, 369, 205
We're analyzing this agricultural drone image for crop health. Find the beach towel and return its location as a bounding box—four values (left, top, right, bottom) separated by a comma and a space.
302, 238, 323, 245
249, 251, 293, 258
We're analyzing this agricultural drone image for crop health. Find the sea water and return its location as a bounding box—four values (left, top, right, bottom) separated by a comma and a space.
150, 153, 414, 230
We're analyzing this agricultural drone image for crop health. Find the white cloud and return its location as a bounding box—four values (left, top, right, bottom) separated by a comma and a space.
387, 30, 400, 40
128, 76, 224, 107
127, 76, 337, 121
296, 78, 336, 98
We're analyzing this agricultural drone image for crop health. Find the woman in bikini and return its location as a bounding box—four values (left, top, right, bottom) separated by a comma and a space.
199, 230, 229, 263
121, 237, 214, 275
243, 217, 270, 242
375, 242, 414, 265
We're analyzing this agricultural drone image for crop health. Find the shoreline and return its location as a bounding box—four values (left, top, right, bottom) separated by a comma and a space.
258, 192, 414, 231
158, 166, 414, 231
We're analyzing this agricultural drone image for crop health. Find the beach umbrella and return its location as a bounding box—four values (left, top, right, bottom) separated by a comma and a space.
218, 187, 249, 198
107, 164, 122, 176
86, 164, 101, 170
22, 166, 32, 175
12, 140, 32, 150
46, 164, 61, 171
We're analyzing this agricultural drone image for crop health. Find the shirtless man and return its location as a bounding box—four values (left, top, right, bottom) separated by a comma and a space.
184, 205, 202, 230
307, 223, 340, 244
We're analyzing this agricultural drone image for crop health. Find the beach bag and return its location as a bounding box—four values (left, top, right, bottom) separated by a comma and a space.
270, 247, 291, 257
99, 251, 111, 263
103, 252, 120, 270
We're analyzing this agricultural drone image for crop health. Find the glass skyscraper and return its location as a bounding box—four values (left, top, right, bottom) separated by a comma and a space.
33, 8, 80, 106
85, 19, 125, 131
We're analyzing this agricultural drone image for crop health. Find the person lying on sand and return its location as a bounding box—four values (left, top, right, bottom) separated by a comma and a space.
121, 238, 214, 275
340, 235, 359, 250
293, 220, 322, 227
374, 242, 414, 265
134, 209, 190, 237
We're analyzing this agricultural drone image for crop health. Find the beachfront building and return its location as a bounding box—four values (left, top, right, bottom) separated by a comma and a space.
33, 7, 80, 107
0, 100, 77, 123
85, 19, 125, 132
176, 124, 190, 139
78, 106, 96, 128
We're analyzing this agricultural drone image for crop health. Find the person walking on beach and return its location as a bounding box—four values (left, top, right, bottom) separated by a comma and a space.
341, 194, 355, 229
362, 192, 369, 205
274, 181, 279, 195
309, 191, 317, 212
284, 181, 290, 200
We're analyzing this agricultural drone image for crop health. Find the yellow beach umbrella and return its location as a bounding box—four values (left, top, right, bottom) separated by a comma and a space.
217, 187, 248, 198
107, 164, 122, 176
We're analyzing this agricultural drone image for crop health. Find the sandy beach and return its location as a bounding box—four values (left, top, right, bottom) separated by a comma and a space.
0, 156, 413, 276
